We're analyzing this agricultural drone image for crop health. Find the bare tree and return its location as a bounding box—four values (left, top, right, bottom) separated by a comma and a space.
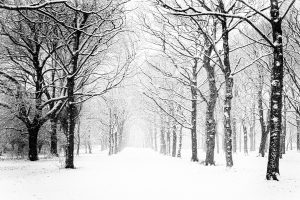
158, 0, 296, 180
0, 9, 66, 160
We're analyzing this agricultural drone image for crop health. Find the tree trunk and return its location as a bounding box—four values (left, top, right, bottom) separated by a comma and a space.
38, 143, 43, 154
190, 61, 198, 162
160, 116, 166, 155
154, 125, 157, 151
250, 102, 256, 151
297, 114, 300, 151
177, 125, 183, 157
222, 134, 226, 153
172, 124, 177, 157
266, 0, 284, 180
280, 97, 286, 158
88, 135, 92, 154
114, 132, 118, 154
76, 121, 80, 156
290, 133, 293, 150
50, 118, 58, 156
258, 74, 269, 157
108, 132, 113, 155
232, 118, 237, 153
50, 58, 58, 157
242, 120, 248, 155
160, 128, 166, 155
204, 36, 217, 165
220, 13, 234, 167
167, 128, 171, 155
28, 126, 39, 161
108, 108, 113, 155
216, 128, 219, 154
65, 78, 76, 169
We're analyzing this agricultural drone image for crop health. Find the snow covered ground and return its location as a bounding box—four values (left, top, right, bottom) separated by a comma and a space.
0, 148, 299, 200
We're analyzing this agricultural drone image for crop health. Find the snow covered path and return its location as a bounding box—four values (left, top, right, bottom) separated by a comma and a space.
0, 148, 300, 200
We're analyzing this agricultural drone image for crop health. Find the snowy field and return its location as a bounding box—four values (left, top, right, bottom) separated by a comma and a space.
0, 148, 299, 200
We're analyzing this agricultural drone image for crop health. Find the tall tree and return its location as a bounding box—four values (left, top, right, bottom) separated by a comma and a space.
159, 0, 295, 180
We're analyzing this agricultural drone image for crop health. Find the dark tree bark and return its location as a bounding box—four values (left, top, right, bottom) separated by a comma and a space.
266, 0, 284, 181
221, 16, 233, 167
50, 118, 58, 156
65, 13, 83, 168
65, 77, 76, 169
28, 126, 40, 161
258, 69, 269, 157
204, 35, 217, 166
38, 142, 43, 154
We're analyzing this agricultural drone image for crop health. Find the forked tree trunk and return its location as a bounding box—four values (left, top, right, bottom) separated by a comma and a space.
222, 16, 233, 167
27, 57, 43, 161
266, 0, 284, 180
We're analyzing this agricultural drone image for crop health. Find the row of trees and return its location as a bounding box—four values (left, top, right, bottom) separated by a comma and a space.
0, 0, 133, 168
139, 0, 299, 181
